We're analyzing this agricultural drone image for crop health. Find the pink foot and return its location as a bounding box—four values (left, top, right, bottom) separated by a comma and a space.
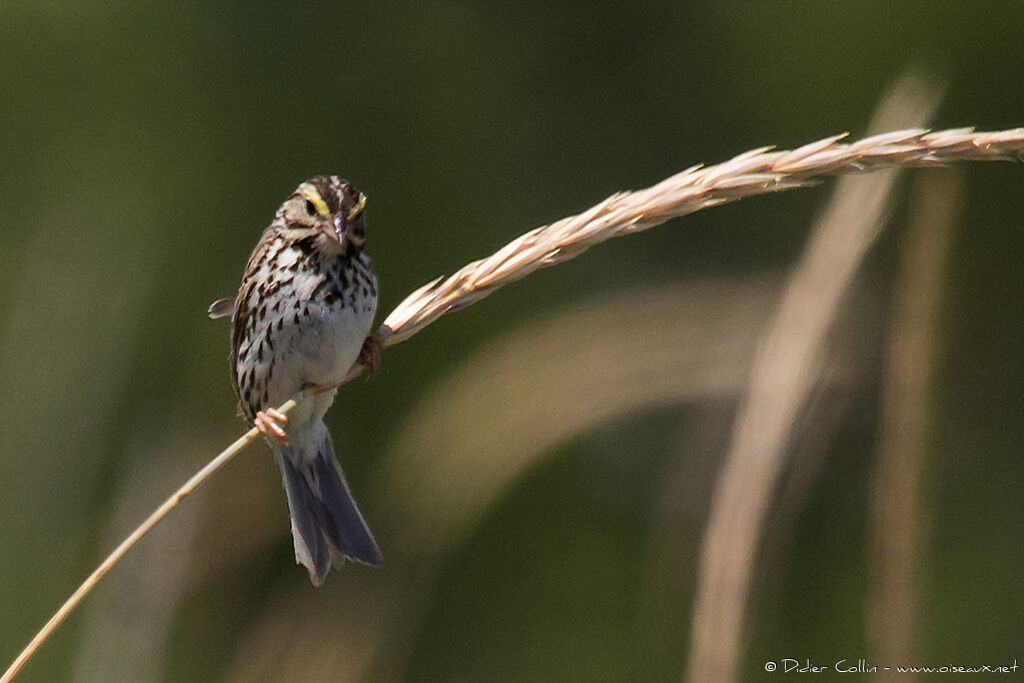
255, 408, 289, 445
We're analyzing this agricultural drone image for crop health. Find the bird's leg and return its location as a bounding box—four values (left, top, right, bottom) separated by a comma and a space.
358, 333, 383, 379
254, 407, 289, 445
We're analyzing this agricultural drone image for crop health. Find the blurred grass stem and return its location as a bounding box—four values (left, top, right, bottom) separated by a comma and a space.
867, 172, 961, 681
686, 71, 940, 682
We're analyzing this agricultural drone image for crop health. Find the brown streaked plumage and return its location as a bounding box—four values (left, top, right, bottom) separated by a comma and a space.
211, 175, 382, 585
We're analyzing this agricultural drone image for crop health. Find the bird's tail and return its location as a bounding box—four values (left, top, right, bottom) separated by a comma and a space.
273, 421, 382, 585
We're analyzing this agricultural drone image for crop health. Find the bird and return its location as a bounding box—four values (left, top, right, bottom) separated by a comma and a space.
209, 175, 383, 585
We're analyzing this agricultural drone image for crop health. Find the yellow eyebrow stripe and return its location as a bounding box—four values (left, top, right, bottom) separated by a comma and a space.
298, 183, 331, 217
347, 192, 367, 220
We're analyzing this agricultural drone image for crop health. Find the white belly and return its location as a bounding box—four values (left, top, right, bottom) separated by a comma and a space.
297, 298, 375, 388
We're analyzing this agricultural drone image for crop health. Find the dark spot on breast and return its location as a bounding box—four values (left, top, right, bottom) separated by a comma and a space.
296, 235, 318, 255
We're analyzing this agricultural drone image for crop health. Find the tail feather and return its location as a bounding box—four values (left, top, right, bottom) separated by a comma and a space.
311, 447, 384, 565
274, 422, 382, 586
276, 453, 331, 582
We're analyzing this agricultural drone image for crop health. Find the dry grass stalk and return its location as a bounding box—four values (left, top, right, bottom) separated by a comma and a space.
4, 125, 1023, 683
377, 126, 1024, 348
0, 425, 268, 683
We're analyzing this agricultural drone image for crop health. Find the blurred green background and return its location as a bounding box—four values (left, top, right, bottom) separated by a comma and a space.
1, 2, 1022, 682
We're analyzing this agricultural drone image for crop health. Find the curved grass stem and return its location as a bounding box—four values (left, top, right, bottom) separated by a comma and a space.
5, 125, 1024, 681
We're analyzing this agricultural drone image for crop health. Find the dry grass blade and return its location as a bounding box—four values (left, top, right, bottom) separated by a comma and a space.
4, 122, 1023, 682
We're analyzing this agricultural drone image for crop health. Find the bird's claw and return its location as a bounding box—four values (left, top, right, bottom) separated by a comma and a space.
255, 408, 289, 445
358, 334, 382, 379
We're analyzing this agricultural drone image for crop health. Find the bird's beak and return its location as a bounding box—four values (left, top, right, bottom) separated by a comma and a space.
326, 212, 347, 244
323, 194, 366, 246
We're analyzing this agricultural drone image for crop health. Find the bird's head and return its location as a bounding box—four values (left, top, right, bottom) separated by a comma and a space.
277, 175, 367, 256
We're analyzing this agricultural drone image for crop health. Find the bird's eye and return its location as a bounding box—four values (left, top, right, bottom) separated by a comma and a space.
304, 200, 317, 216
